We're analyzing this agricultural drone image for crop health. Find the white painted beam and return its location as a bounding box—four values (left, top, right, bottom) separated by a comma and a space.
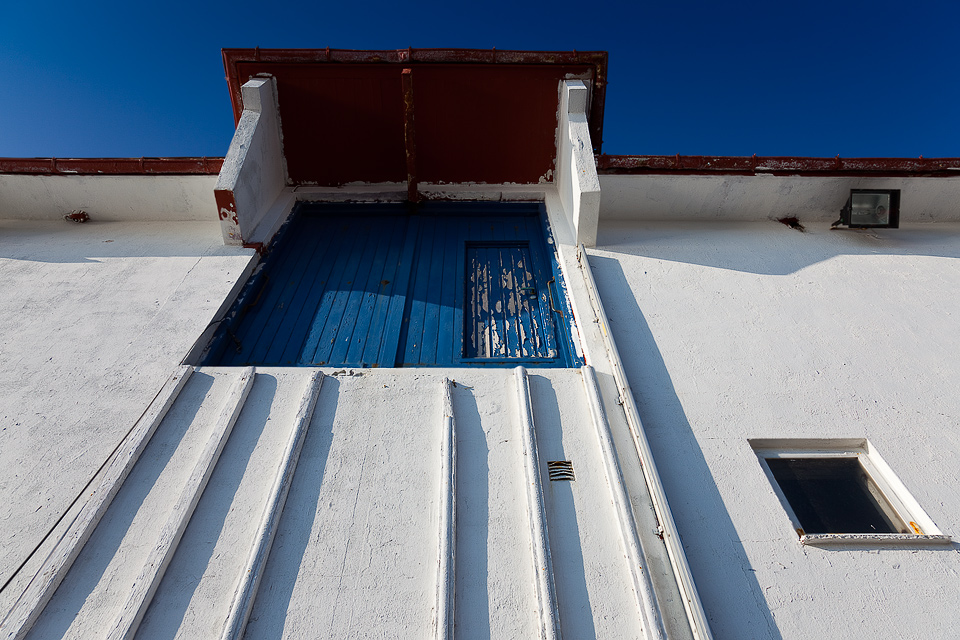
581, 365, 665, 640
215, 77, 289, 245
556, 81, 601, 248
220, 370, 324, 640
433, 379, 457, 640
0, 366, 194, 640
575, 247, 713, 640
514, 367, 561, 640
106, 366, 256, 640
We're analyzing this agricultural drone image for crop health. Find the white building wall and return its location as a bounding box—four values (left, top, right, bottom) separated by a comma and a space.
600, 174, 960, 223
0, 220, 255, 611
0, 174, 218, 221
588, 215, 960, 639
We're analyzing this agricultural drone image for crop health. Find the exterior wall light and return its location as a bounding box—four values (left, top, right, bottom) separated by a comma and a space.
833, 189, 900, 229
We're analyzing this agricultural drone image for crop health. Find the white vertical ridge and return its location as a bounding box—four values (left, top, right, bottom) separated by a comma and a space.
106, 366, 256, 640
220, 370, 325, 640
577, 244, 713, 640
433, 378, 457, 640
1, 365, 194, 640
581, 365, 665, 640
514, 366, 561, 640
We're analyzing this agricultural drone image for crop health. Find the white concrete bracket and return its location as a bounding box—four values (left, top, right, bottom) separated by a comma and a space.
556, 81, 602, 248
215, 77, 289, 246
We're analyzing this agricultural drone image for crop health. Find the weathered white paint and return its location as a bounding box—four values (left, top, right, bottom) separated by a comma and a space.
0, 220, 255, 620
590, 218, 960, 639
107, 367, 254, 640
0, 174, 218, 221
581, 365, 665, 640
544, 189, 699, 639
434, 379, 456, 640
137, 370, 330, 639
288, 183, 548, 203
600, 174, 960, 222
556, 81, 601, 247
1, 366, 192, 640
576, 246, 713, 640
216, 77, 288, 245
514, 367, 561, 640
8, 357, 653, 640
220, 370, 324, 640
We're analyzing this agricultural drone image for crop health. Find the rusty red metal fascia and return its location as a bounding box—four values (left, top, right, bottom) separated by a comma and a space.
401, 68, 419, 203
220, 48, 609, 152
0, 157, 224, 176
596, 155, 960, 177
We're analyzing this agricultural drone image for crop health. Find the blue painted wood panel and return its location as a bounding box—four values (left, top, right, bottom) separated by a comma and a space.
202, 203, 581, 368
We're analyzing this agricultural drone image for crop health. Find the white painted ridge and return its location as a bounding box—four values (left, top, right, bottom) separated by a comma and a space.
0, 366, 194, 640
581, 365, 665, 640
220, 370, 325, 640
433, 378, 457, 640
106, 366, 255, 640
514, 366, 561, 639
576, 245, 713, 640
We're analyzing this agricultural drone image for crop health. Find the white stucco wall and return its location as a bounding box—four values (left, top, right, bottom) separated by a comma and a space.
588, 217, 960, 639
0, 174, 219, 221
600, 174, 960, 223
0, 220, 255, 598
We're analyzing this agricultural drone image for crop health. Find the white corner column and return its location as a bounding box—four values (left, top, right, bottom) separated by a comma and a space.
557, 80, 601, 248
214, 77, 288, 246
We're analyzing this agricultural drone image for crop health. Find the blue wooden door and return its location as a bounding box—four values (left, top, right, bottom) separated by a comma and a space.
464, 243, 557, 360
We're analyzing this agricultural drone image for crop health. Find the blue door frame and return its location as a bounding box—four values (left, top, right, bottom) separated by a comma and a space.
202, 202, 582, 368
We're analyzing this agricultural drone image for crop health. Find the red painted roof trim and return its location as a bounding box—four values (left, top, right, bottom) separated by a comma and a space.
597, 155, 960, 177
221, 48, 609, 152
0, 157, 224, 176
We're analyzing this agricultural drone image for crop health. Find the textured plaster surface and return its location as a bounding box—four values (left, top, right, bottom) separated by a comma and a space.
0, 175, 218, 221
16, 367, 646, 638
242, 368, 642, 639
589, 218, 960, 639
0, 220, 255, 601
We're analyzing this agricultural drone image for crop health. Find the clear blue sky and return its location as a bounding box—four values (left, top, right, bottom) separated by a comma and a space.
3, 0, 958, 159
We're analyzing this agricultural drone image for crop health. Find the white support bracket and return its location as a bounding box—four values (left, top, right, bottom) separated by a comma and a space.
215, 77, 289, 246
556, 80, 601, 248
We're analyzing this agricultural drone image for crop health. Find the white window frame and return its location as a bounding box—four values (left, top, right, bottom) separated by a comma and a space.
750, 438, 951, 547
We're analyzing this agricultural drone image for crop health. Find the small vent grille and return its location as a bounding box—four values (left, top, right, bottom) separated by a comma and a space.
547, 461, 575, 481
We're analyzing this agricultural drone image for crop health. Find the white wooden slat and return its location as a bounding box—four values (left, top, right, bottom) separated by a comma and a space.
577, 244, 713, 640
433, 378, 457, 640
581, 365, 665, 640
1, 365, 194, 640
514, 366, 561, 640
105, 366, 256, 640
220, 370, 324, 640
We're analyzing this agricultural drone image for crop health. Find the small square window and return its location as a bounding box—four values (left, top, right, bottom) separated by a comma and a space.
765, 457, 905, 534
750, 439, 950, 546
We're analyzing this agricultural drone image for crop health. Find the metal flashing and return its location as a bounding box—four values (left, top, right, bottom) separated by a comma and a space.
597, 154, 960, 177
0, 157, 224, 176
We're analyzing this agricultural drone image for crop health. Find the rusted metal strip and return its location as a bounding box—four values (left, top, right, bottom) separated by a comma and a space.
596, 154, 960, 177
402, 68, 419, 203
0, 157, 224, 175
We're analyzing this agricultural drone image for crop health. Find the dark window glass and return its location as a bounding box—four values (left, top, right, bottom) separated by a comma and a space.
766, 457, 906, 534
